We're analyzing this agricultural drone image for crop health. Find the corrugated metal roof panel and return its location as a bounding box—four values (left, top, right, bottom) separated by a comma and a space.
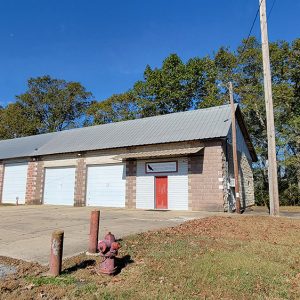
0, 104, 234, 160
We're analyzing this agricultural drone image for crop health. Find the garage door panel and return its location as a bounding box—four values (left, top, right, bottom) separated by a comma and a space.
2, 163, 28, 204
86, 164, 125, 207
43, 167, 75, 205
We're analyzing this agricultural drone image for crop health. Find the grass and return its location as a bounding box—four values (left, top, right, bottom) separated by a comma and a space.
25, 274, 77, 286
280, 206, 300, 212
111, 228, 299, 300
1, 215, 299, 300
251, 205, 300, 213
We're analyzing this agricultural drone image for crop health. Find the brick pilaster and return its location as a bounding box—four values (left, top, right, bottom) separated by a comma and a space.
125, 160, 136, 208
35, 161, 45, 204
74, 157, 87, 207
25, 160, 44, 205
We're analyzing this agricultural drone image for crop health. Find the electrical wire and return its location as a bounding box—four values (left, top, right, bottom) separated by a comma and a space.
267, 0, 277, 19
239, 0, 264, 58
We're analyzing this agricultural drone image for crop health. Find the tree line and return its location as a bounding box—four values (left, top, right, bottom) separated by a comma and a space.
0, 37, 299, 206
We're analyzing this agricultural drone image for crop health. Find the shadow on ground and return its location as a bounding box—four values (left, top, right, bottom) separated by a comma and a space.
115, 255, 134, 275
63, 259, 96, 274
62, 254, 134, 276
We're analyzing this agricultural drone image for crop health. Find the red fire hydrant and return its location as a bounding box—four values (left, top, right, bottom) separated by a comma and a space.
96, 232, 120, 275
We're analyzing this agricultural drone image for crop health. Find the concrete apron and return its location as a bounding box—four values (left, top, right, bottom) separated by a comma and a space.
0, 205, 220, 265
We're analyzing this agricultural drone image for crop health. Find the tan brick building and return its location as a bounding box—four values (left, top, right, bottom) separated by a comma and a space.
0, 105, 257, 211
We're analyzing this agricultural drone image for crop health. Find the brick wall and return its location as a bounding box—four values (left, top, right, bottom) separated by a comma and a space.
0, 140, 247, 211
226, 144, 255, 209
25, 159, 44, 205
226, 119, 255, 210
0, 162, 4, 204
20, 141, 228, 211
74, 157, 87, 207
25, 161, 36, 204
222, 143, 230, 211
239, 153, 255, 207
188, 141, 225, 211
35, 161, 45, 204
125, 160, 137, 208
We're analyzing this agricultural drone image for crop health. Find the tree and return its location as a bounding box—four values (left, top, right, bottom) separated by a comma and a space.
1, 39, 299, 205
241, 38, 299, 205
132, 54, 195, 116
86, 92, 140, 125
15, 75, 92, 134
187, 56, 221, 108
286, 38, 300, 196
0, 103, 38, 139
132, 38, 299, 205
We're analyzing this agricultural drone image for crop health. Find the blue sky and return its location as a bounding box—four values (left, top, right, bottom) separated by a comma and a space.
0, 0, 299, 106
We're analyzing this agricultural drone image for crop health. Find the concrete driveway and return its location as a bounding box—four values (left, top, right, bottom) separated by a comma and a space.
0, 206, 219, 264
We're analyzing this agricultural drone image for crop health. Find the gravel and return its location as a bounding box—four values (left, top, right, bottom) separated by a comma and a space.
0, 264, 17, 278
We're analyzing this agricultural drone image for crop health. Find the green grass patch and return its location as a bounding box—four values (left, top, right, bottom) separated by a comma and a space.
25, 274, 77, 286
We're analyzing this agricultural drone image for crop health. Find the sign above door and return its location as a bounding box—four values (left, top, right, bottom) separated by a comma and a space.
145, 161, 178, 173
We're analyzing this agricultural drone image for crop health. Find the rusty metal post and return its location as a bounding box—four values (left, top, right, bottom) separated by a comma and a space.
49, 230, 64, 276
88, 210, 100, 254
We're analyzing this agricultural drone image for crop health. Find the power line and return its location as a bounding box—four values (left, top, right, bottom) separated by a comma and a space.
239, 0, 264, 57
267, 0, 277, 19
239, 0, 277, 58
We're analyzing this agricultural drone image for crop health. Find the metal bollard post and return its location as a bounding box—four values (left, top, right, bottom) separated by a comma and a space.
88, 210, 100, 254
49, 230, 64, 276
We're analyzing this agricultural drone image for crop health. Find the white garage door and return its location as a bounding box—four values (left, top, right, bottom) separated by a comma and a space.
2, 163, 28, 204
43, 167, 76, 205
86, 164, 125, 207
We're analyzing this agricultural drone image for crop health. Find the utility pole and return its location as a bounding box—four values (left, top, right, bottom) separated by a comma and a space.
259, 0, 280, 216
229, 82, 241, 214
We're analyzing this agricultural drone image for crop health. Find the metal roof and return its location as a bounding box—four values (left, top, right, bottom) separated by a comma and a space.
0, 104, 238, 160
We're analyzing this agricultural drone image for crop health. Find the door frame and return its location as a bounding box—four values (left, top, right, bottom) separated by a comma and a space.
154, 176, 168, 210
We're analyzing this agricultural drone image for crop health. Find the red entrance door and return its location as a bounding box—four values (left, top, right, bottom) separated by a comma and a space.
155, 176, 168, 209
